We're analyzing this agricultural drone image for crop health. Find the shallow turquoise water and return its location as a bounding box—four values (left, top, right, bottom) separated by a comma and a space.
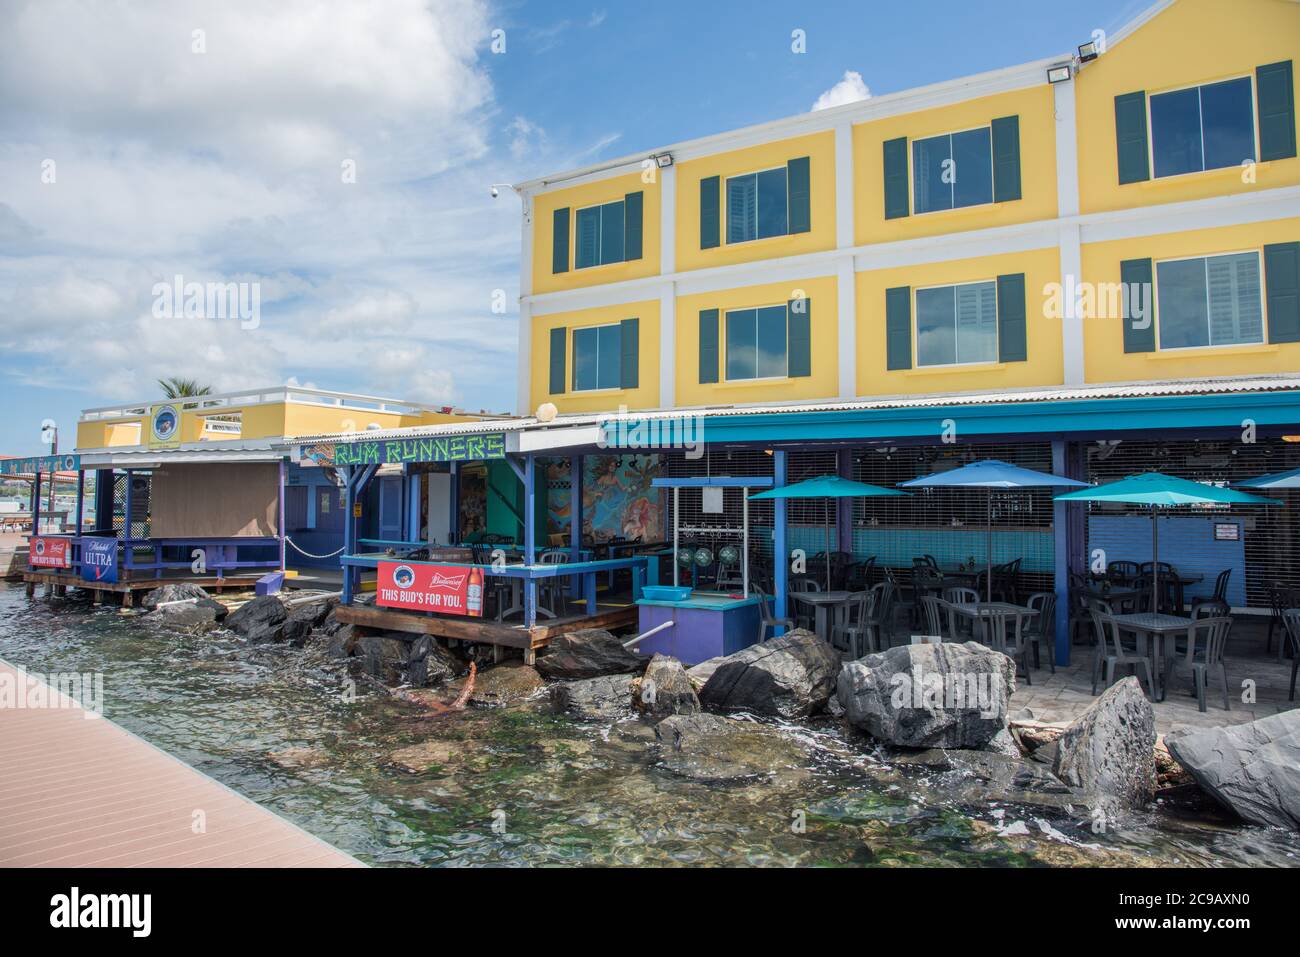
1, 583, 1296, 867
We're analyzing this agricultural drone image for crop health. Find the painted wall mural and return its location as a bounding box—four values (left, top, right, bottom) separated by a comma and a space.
546, 455, 664, 542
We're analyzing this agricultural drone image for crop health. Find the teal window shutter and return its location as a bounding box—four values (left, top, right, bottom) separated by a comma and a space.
883, 137, 909, 219
623, 192, 644, 261
1120, 258, 1156, 353
700, 176, 720, 249
619, 318, 640, 388
787, 157, 811, 234
991, 115, 1022, 203
787, 298, 811, 377
552, 208, 569, 273
996, 273, 1027, 362
1264, 241, 1300, 344
885, 286, 912, 370
549, 327, 567, 393
1257, 61, 1297, 162
1114, 91, 1151, 184
699, 309, 719, 383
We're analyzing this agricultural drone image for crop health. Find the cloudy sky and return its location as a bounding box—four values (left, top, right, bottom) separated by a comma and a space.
0, 0, 1143, 455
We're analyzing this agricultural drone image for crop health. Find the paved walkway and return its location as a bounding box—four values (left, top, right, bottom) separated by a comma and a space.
0, 659, 362, 867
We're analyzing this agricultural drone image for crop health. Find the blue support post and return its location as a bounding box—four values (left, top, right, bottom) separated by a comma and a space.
278, 458, 287, 572
32, 471, 42, 536
1052, 439, 1071, 667
74, 470, 84, 536
523, 455, 537, 628
406, 468, 422, 543
773, 449, 788, 632
341, 467, 356, 605
448, 461, 459, 544
836, 447, 853, 561
569, 455, 583, 559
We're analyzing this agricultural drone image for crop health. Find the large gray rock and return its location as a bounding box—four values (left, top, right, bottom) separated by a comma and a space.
1053, 677, 1155, 810
893, 748, 1090, 815
698, 629, 840, 718
282, 597, 339, 647
149, 601, 222, 633
356, 632, 412, 685
836, 641, 1015, 749
224, 595, 288, 644
141, 582, 222, 614
550, 674, 635, 721
654, 714, 806, 782
1165, 710, 1300, 829
407, 635, 459, 687
535, 629, 645, 679
461, 662, 544, 707
636, 654, 700, 719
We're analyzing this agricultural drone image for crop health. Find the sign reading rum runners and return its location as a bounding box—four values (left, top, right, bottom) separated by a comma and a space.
299, 433, 507, 468
377, 562, 484, 617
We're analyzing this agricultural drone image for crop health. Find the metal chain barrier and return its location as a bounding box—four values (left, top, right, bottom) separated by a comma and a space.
284, 536, 346, 559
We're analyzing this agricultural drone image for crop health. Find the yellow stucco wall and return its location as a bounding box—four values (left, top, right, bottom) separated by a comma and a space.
675, 275, 838, 407
675, 131, 837, 273
1076, 0, 1300, 215
856, 247, 1065, 396
531, 172, 661, 295
852, 85, 1059, 245
1081, 217, 1300, 382
529, 299, 660, 413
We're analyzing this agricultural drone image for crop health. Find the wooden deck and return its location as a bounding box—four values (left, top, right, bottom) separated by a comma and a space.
22, 571, 262, 606
0, 659, 362, 867
335, 601, 638, 663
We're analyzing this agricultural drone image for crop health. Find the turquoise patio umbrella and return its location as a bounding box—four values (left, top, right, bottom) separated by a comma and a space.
750, 475, 908, 590
901, 459, 1087, 602
1236, 465, 1300, 490
1055, 472, 1281, 614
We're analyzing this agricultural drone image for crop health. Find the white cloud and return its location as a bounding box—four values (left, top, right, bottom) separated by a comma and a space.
0, 0, 527, 417
811, 71, 872, 112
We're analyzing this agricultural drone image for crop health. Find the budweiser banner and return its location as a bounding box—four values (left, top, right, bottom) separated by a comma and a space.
377, 561, 484, 617
29, 536, 70, 569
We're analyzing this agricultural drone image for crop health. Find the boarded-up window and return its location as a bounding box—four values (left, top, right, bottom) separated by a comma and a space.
149, 463, 280, 538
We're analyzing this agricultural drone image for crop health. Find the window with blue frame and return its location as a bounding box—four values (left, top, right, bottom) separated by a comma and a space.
572, 323, 622, 390
915, 281, 998, 366
726, 167, 788, 244
575, 200, 626, 269
725, 305, 787, 379
912, 127, 993, 214
1149, 77, 1256, 178
1155, 252, 1263, 349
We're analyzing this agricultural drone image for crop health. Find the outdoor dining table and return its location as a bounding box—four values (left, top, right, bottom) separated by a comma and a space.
1108, 612, 1194, 701
946, 602, 1037, 647
790, 590, 856, 641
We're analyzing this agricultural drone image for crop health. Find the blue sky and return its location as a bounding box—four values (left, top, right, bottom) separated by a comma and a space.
0, 0, 1149, 456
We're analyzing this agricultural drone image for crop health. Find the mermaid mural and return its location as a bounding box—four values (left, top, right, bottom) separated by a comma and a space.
546, 455, 663, 542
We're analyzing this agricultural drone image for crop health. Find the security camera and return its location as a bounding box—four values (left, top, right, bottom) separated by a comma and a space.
490, 186, 499, 198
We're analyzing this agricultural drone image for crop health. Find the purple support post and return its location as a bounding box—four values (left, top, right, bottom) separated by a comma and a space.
836, 447, 853, 562
773, 450, 788, 631
278, 458, 287, 572
523, 455, 537, 628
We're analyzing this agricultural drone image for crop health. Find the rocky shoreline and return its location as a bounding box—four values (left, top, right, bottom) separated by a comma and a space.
138, 584, 1300, 840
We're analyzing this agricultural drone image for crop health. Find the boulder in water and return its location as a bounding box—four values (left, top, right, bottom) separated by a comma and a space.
1053, 676, 1155, 810
150, 601, 222, 633
550, 674, 636, 721
535, 629, 644, 679
635, 654, 700, 719
1165, 710, 1300, 829
224, 595, 288, 644
698, 629, 840, 718
836, 641, 1014, 749
653, 713, 806, 782
458, 661, 543, 707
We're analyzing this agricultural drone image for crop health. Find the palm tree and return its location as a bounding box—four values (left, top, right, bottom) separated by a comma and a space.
157, 377, 213, 399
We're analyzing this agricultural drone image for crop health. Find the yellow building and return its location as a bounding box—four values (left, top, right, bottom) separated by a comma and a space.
514, 0, 1299, 416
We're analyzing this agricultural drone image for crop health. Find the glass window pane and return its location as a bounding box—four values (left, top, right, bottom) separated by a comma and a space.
1157, 258, 1210, 348
755, 168, 788, 239
573, 327, 599, 390
575, 207, 600, 269
1206, 253, 1263, 346
955, 281, 997, 363
916, 286, 957, 366
727, 175, 756, 244
951, 128, 993, 209
599, 201, 625, 265
756, 305, 788, 377
596, 324, 622, 388
912, 134, 952, 214
726, 309, 757, 380
1200, 77, 1255, 171
1150, 87, 1204, 178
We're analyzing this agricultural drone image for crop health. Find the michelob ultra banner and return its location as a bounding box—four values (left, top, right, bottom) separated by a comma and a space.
377, 562, 483, 617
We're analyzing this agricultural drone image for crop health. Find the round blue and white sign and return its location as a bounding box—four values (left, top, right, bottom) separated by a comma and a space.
393, 565, 416, 589
151, 404, 179, 442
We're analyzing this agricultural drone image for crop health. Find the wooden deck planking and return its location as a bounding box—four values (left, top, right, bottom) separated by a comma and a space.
0, 660, 361, 868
